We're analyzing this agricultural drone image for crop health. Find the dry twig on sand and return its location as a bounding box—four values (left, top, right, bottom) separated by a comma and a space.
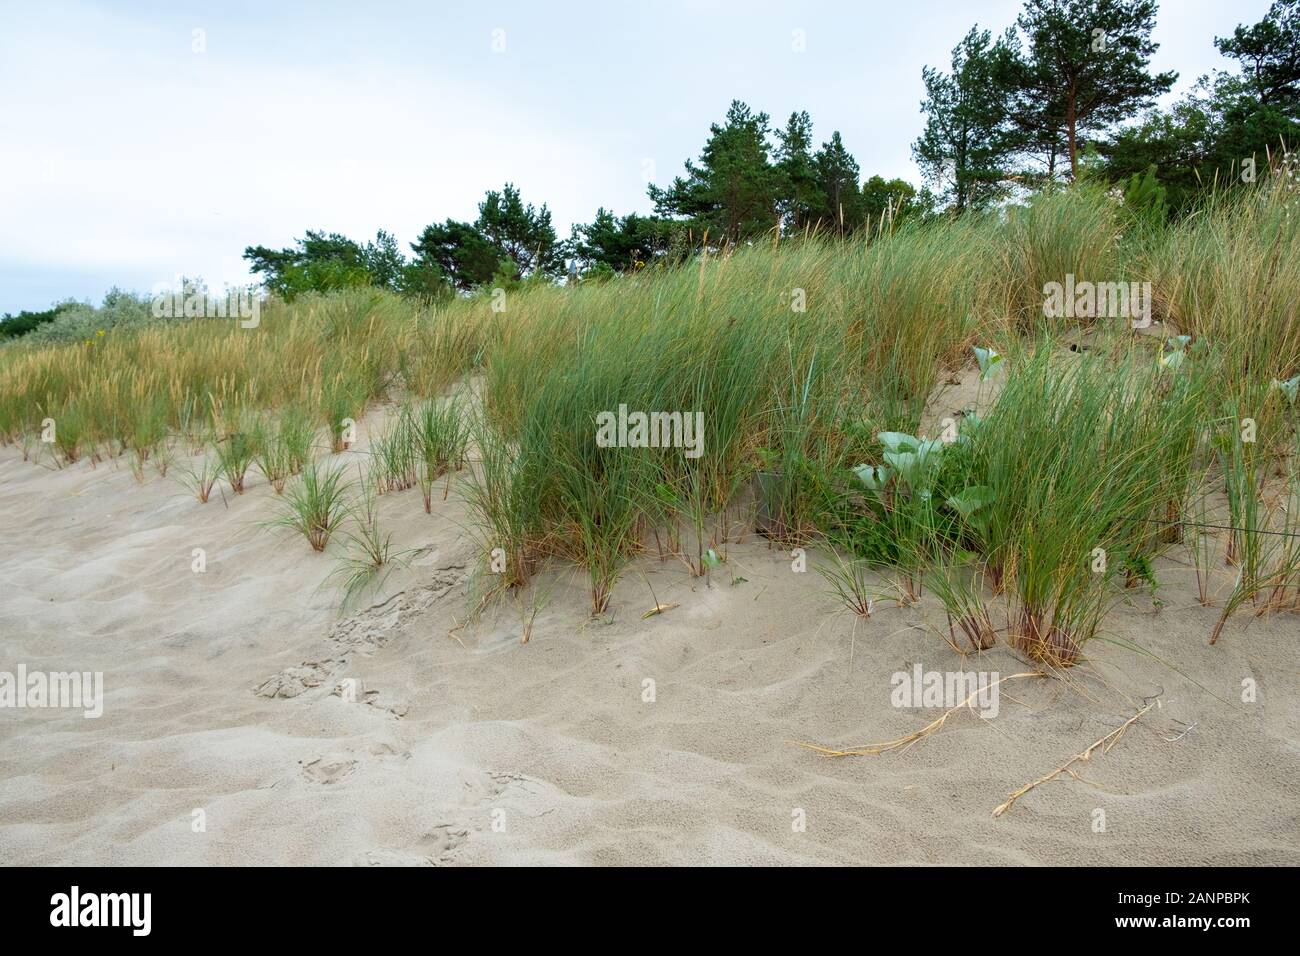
991, 701, 1154, 817
641, 602, 680, 619
793, 672, 1043, 757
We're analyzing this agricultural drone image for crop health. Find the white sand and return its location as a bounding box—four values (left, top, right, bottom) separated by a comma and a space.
2, 407, 1298, 865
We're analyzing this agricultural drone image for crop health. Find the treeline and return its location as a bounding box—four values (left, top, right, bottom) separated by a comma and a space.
916, 0, 1299, 212
0, 302, 73, 341
242, 108, 924, 302
0, 290, 159, 346
4, 0, 1297, 332
238, 0, 1297, 302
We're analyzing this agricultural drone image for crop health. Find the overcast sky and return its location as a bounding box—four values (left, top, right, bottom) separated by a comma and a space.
0, 0, 1275, 314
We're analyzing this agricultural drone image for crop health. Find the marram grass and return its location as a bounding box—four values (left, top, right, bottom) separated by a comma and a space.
1, 178, 1298, 648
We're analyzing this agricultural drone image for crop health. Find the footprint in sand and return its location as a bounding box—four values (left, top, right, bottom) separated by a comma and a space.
326, 562, 468, 655
299, 756, 358, 785
254, 659, 343, 698
350, 824, 469, 867
419, 823, 470, 865
329, 680, 410, 718
354, 849, 434, 867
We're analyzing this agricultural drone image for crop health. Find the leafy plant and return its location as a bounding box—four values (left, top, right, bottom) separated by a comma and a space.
1122, 165, 1168, 228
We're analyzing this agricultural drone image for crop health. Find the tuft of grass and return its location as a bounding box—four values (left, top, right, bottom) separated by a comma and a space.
371, 409, 419, 494
560, 442, 651, 614
926, 548, 997, 653
128, 396, 170, 482
281, 405, 317, 477
1209, 429, 1300, 644
972, 344, 1205, 667
253, 416, 290, 494
411, 397, 469, 511
49, 400, 88, 465
253, 405, 316, 494
461, 409, 539, 592
327, 466, 416, 605
175, 450, 224, 504
211, 415, 260, 494
814, 542, 880, 619
271, 461, 352, 551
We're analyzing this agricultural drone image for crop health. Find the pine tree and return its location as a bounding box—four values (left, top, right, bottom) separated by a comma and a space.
774, 111, 823, 232
913, 26, 1018, 211
649, 100, 784, 244
1002, 0, 1176, 180
812, 132, 866, 233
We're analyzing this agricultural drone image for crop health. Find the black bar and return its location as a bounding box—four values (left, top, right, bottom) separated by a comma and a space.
0, 866, 1282, 940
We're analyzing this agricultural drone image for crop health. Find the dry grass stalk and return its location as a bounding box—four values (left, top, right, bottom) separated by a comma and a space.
793, 672, 1043, 757
991, 700, 1154, 817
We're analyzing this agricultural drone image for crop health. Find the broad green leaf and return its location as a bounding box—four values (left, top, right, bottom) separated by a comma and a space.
1158, 349, 1185, 370
877, 431, 921, 453
853, 463, 892, 491
1271, 375, 1300, 406
973, 346, 1003, 381
946, 485, 994, 519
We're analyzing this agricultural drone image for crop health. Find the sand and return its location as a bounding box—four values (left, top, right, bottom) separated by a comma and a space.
2, 399, 1298, 866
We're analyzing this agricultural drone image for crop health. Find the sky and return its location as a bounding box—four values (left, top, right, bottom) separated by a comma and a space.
0, 0, 1276, 314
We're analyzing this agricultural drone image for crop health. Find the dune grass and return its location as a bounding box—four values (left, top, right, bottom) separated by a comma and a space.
970, 344, 1209, 665
211, 411, 260, 495
270, 461, 352, 552
253, 404, 316, 494
175, 448, 224, 504
3, 173, 1299, 649
411, 397, 469, 512
327, 465, 417, 606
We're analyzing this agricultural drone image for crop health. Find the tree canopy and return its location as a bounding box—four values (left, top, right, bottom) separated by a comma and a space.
11, 0, 1293, 341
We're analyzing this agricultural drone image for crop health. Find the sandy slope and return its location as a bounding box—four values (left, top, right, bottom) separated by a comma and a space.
1, 405, 1298, 866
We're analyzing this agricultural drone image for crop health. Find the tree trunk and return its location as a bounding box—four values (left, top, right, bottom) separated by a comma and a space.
1067, 94, 1078, 180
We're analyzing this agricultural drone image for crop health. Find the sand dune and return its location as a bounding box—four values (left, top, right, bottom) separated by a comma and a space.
2, 415, 1297, 866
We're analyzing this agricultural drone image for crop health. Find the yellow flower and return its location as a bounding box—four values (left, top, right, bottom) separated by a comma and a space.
96, 329, 105, 336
